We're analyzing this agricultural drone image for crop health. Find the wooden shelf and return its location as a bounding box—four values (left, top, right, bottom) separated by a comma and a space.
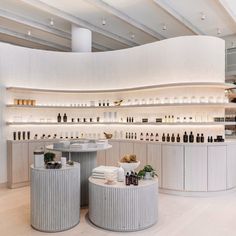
6, 82, 235, 94
6, 103, 236, 109
6, 121, 235, 126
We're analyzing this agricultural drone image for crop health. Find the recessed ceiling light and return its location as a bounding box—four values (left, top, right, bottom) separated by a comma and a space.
201, 12, 206, 20
50, 18, 54, 26
162, 24, 167, 30
217, 28, 221, 35
102, 18, 106, 26
27, 30, 31, 36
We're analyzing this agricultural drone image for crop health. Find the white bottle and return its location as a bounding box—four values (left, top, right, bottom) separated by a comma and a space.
117, 167, 125, 182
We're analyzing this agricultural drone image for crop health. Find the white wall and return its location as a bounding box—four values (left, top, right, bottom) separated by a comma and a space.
0, 36, 225, 183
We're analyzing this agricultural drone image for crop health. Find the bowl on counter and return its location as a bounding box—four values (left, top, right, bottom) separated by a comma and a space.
118, 161, 140, 174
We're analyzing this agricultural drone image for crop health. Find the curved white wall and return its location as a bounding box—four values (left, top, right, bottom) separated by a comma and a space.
0, 36, 225, 183
0, 36, 225, 90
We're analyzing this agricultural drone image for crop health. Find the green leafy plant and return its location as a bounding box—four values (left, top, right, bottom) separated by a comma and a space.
44, 152, 55, 164
138, 165, 158, 178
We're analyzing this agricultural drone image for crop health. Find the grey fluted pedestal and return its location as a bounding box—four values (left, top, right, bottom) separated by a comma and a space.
30, 163, 80, 232
89, 177, 158, 232
46, 144, 112, 206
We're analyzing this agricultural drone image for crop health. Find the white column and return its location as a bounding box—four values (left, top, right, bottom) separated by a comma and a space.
71, 25, 92, 52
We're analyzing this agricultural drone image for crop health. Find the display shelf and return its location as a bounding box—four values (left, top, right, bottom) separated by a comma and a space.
6, 103, 236, 109
6, 82, 235, 94
6, 121, 235, 126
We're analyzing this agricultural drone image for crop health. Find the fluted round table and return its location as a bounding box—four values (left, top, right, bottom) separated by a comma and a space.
30, 163, 80, 232
46, 143, 112, 206
89, 177, 158, 232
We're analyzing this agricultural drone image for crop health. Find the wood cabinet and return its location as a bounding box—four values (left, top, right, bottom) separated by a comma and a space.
7, 141, 29, 188
185, 145, 207, 191
162, 144, 184, 191
208, 145, 227, 191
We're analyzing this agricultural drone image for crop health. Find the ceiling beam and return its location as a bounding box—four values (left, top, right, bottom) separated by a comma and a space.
0, 27, 70, 51
218, 0, 236, 24
92, 42, 112, 51
21, 0, 138, 47
0, 8, 70, 39
86, 0, 165, 40
153, 0, 205, 35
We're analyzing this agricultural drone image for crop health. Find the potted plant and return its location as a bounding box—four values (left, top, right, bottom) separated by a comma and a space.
44, 152, 55, 164
138, 165, 157, 180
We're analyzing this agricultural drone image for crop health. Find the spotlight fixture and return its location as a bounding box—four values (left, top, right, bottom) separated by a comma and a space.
102, 18, 106, 26
130, 33, 135, 39
201, 12, 206, 20
217, 28, 221, 35
162, 24, 167, 30
50, 18, 54, 26
27, 30, 31, 36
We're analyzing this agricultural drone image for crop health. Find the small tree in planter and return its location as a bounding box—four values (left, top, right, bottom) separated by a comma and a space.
44, 152, 55, 164
138, 165, 158, 180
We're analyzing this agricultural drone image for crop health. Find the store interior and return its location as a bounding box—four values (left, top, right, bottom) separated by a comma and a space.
1, 1, 236, 236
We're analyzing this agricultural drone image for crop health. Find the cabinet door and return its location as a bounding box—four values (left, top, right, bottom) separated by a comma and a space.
133, 142, 147, 171
227, 144, 236, 189
185, 145, 207, 191
208, 145, 227, 191
106, 141, 120, 166
96, 150, 106, 166
119, 141, 134, 157
162, 144, 184, 190
11, 142, 29, 184
147, 143, 162, 187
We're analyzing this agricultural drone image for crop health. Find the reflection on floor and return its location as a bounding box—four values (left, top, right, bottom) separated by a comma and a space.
0, 186, 236, 236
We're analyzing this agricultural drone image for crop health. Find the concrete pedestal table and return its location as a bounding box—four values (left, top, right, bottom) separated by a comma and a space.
46, 144, 112, 206
30, 163, 80, 232
89, 177, 158, 231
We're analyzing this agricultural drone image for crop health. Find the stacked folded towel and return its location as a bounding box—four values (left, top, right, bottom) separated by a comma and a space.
92, 165, 119, 179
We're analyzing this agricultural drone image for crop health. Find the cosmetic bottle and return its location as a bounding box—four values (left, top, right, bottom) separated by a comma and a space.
126, 132, 128, 139
22, 131, 25, 140
171, 133, 175, 142
13, 132, 16, 140
134, 172, 138, 186
201, 133, 204, 143
47, 135, 51, 139
131, 117, 134, 123
53, 134, 57, 139
208, 136, 211, 143
97, 117, 100, 122
63, 113, 67, 122
150, 133, 154, 141
140, 133, 143, 141
162, 133, 165, 142
34, 134, 38, 140
176, 134, 180, 142
189, 132, 194, 143
131, 133, 134, 139
168, 115, 171, 123
166, 133, 170, 142
146, 133, 149, 141
57, 113, 61, 122
172, 115, 174, 123
41, 134, 45, 139
210, 136, 213, 143
125, 173, 130, 186
135, 133, 137, 140
18, 131, 21, 140
196, 133, 200, 143
126, 117, 129, 123
183, 132, 188, 143
27, 131, 30, 140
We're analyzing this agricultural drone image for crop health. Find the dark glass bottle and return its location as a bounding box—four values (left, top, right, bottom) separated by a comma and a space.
27, 131, 30, 140
176, 134, 180, 142
171, 133, 175, 142
196, 133, 200, 143
17, 131, 21, 140
134, 172, 138, 186
201, 133, 204, 143
131, 117, 134, 123
155, 133, 159, 141
125, 173, 130, 186
135, 133, 137, 140
183, 132, 188, 143
210, 136, 213, 143
53, 134, 57, 139
146, 133, 149, 141
162, 133, 165, 142
34, 134, 38, 140
189, 132, 194, 143
57, 113, 61, 122
13, 132, 16, 140
22, 131, 25, 140
63, 113, 67, 122
140, 133, 143, 141
126, 132, 128, 139
128, 132, 131, 139
208, 136, 211, 143
126, 117, 129, 123
131, 133, 134, 139
166, 133, 170, 142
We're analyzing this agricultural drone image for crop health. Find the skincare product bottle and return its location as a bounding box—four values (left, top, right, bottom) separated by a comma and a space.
22, 131, 25, 140
135, 133, 137, 140
171, 133, 175, 142
140, 132, 143, 141
196, 133, 200, 143
150, 133, 154, 141
189, 132, 194, 143
18, 131, 21, 140
13, 132, 16, 140
162, 133, 165, 142
27, 131, 30, 140
146, 133, 149, 141
125, 173, 130, 186
183, 132, 188, 143
201, 133, 204, 143
155, 133, 159, 141
34, 134, 38, 140
63, 113, 67, 122
176, 134, 180, 142
126, 132, 128, 139
134, 172, 138, 186
57, 113, 61, 122
167, 133, 170, 142
53, 134, 57, 139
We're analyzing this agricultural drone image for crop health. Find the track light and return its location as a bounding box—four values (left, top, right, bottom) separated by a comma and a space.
162, 24, 167, 30
102, 18, 106, 26
27, 30, 31, 36
201, 12, 206, 20
217, 28, 221, 35
50, 18, 54, 26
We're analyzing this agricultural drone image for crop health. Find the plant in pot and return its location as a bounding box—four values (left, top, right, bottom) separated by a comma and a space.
138, 165, 157, 180
44, 152, 55, 164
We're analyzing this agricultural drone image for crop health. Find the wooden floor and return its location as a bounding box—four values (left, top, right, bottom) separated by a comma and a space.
1, 186, 236, 236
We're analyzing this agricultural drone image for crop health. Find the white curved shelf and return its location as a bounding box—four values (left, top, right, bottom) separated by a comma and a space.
6, 103, 236, 109
6, 121, 235, 126
6, 82, 235, 94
